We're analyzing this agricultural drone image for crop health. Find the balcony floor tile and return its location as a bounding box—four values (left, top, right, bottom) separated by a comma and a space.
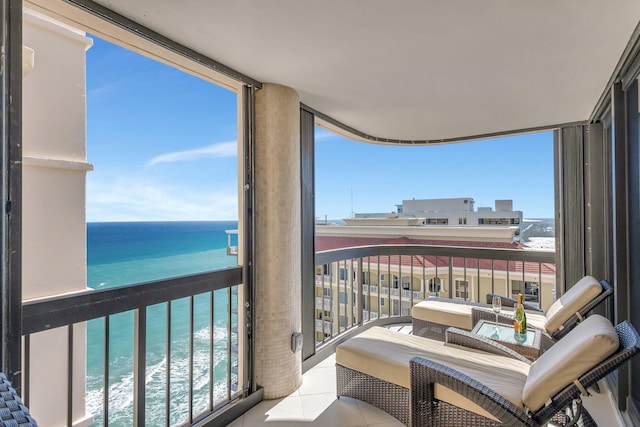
314, 353, 336, 369
240, 395, 306, 425
300, 393, 367, 425
298, 366, 336, 396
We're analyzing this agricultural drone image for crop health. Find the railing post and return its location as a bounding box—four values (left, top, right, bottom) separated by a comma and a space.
448, 258, 453, 298
133, 307, 146, 426
67, 324, 74, 427
358, 257, 364, 326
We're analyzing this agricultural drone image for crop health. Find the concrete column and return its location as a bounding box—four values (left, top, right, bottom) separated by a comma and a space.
22, 10, 93, 427
254, 83, 302, 398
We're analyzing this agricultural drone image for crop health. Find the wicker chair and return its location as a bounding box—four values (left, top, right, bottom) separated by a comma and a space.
0, 373, 37, 426
337, 315, 638, 426
410, 320, 639, 427
413, 277, 613, 352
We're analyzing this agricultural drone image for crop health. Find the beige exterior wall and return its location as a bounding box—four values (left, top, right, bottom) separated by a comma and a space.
317, 223, 520, 242
22, 9, 93, 427
313, 260, 555, 343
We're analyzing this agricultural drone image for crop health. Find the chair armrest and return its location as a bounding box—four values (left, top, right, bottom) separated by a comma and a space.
445, 327, 531, 364
409, 357, 535, 427
485, 293, 544, 312
486, 293, 518, 306
522, 301, 544, 312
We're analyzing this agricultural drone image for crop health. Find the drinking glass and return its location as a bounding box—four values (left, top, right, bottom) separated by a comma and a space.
492, 296, 501, 334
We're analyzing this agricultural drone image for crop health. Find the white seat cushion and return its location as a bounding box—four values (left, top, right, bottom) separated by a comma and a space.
412, 300, 475, 330
543, 276, 602, 333
336, 326, 530, 421
412, 299, 547, 331
522, 314, 619, 411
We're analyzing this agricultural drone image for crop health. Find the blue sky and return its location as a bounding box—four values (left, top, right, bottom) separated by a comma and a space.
315, 130, 554, 220
86, 36, 554, 222
86, 37, 239, 221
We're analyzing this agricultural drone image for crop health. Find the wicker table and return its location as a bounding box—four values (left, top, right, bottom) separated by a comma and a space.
472, 320, 541, 360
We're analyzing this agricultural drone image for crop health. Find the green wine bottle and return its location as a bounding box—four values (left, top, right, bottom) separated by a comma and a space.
514, 293, 527, 335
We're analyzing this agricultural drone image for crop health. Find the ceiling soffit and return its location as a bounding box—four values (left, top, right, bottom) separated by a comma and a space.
83, 1, 640, 142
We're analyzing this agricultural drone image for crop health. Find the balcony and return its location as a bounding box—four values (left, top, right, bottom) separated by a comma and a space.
13, 228, 622, 427
3, 1, 640, 426
315, 297, 332, 310
313, 244, 555, 345
315, 319, 332, 332
315, 275, 331, 285
16, 242, 609, 427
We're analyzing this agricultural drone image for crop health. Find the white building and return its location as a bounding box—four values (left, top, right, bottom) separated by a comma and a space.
345, 198, 524, 241
400, 198, 522, 227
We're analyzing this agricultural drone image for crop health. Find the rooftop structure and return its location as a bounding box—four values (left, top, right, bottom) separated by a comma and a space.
346, 198, 524, 240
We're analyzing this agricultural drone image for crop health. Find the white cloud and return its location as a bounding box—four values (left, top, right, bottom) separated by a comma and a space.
146, 141, 237, 167
86, 176, 238, 222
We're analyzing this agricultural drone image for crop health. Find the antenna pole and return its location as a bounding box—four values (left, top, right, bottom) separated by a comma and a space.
350, 187, 354, 218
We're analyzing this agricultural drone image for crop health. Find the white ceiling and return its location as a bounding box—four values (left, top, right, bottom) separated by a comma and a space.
93, 0, 640, 142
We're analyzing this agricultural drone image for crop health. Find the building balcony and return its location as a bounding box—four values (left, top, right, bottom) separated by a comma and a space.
315, 275, 331, 285
16, 243, 626, 426
315, 319, 332, 331
5, 1, 640, 426
313, 244, 556, 345
315, 297, 332, 310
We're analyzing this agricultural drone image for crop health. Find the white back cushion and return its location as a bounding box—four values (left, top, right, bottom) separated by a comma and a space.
523, 314, 618, 411
544, 276, 602, 333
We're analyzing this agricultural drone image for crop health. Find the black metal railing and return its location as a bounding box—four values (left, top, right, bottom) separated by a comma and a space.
22, 267, 243, 427
313, 244, 555, 346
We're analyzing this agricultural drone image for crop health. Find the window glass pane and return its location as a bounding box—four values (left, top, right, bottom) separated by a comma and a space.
86, 36, 239, 288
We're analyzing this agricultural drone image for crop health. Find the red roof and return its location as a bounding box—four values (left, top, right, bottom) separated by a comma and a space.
316, 235, 522, 251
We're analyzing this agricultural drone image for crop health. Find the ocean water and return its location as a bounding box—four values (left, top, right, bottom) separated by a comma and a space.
86, 221, 238, 426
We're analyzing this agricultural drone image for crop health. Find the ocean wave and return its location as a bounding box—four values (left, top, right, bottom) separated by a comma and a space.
85, 326, 236, 427
194, 323, 229, 342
